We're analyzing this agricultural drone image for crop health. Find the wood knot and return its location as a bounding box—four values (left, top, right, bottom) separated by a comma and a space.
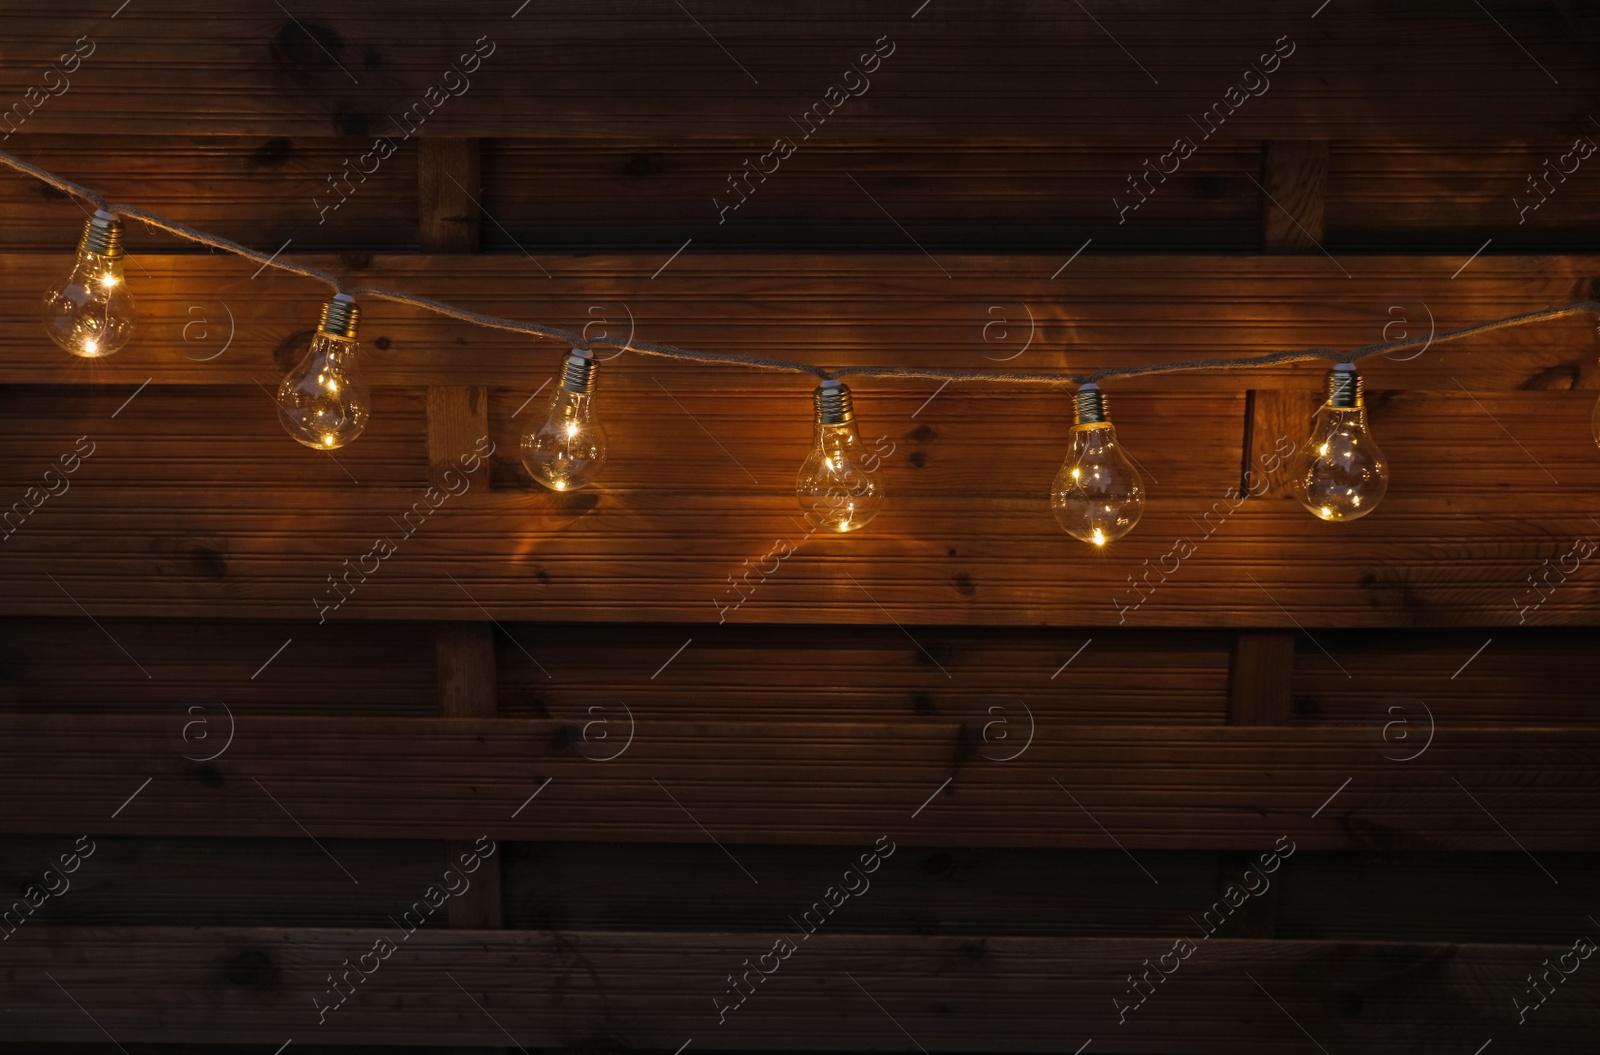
951, 573, 977, 597
192, 763, 226, 790
273, 330, 315, 372
1519, 361, 1582, 391
623, 155, 655, 177
248, 138, 295, 169
183, 543, 228, 580
224, 949, 277, 989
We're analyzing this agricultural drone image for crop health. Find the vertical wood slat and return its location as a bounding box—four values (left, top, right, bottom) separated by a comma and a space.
1259, 140, 1329, 252
1231, 141, 1328, 724
421, 145, 507, 1055
1227, 630, 1297, 725
424, 138, 505, 1055
430, 388, 503, 934
437, 623, 505, 933
419, 139, 483, 253
1218, 141, 1327, 931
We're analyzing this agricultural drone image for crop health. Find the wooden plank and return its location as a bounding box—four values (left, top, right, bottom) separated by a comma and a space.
3, 135, 1598, 257
1292, 629, 1600, 724
0, 927, 1590, 1049
1227, 630, 1296, 724
507, 842, 1600, 943
6, 835, 1592, 943
1328, 139, 1600, 253
13, 618, 1600, 728
425, 385, 489, 489
6, 838, 1593, 947
435, 621, 504, 931
1260, 140, 1329, 252
0, 617, 440, 713
0, 384, 431, 491
1, 716, 1596, 848
497, 624, 1228, 725
2, 2, 1600, 139
0, 253, 1591, 392
0, 836, 447, 926
418, 139, 481, 253
436, 623, 496, 721
2, 487, 1600, 624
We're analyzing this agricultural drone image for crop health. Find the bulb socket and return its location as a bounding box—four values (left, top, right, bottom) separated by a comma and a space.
814, 380, 855, 425
1326, 365, 1363, 408
317, 295, 361, 341
79, 212, 123, 259
1074, 385, 1109, 425
560, 347, 599, 393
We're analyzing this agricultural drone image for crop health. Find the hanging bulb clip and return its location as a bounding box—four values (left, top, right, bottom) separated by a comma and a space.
1326, 363, 1363, 408
80, 210, 123, 259
560, 347, 600, 393
814, 379, 855, 425
317, 293, 360, 341
1073, 382, 1109, 425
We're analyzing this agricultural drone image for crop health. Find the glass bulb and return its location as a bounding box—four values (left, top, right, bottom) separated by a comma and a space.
522, 348, 607, 491
796, 380, 884, 533
1292, 364, 1388, 521
42, 210, 135, 358
1051, 384, 1144, 546
277, 295, 370, 450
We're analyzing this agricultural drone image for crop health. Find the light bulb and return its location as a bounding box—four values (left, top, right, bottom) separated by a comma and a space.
42, 210, 135, 358
277, 294, 371, 450
1051, 383, 1144, 546
521, 347, 607, 491
1291, 363, 1388, 521
796, 380, 885, 533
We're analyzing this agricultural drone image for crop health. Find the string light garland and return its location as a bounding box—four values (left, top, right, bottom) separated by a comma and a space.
3, 148, 1598, 544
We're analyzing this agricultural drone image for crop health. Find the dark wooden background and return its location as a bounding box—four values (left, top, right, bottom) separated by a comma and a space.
0, 1, 1598, 1052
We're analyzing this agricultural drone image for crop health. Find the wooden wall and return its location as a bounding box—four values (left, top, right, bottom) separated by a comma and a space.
0, 2, 1598, 1052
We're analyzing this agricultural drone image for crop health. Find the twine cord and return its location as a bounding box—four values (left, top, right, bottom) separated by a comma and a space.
2, 149, 1593, 387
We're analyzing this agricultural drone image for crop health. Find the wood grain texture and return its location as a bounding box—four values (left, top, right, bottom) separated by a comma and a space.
426, 384, 488, 487
2, 485, 1599, 624
0, 716, 1595, 849
0, 617, 440, 713
1227, 630, 1296, 724
1260, 140, 1329, 252
0, 253, 1592, 392
0, 927, 1590, 1049
5, 835, 1595, 943
5, 136, 1600, 255
418, 139, 481, 253
1, 2, 1599, 139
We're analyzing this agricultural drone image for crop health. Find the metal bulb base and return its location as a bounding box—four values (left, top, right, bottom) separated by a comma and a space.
1074, 385, 1109, 425
1326, 365, 1363, 408
317, 295, 360, 341
814, 379, 855, 425
80, 211, 123, 259
560, 348, 600, 393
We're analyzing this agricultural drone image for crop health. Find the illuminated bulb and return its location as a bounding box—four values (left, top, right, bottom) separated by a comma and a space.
42, 210, 135, 358
276, 294, 371, 450
1051, 383, 1144, 546
521, 348, 607, 491
1291, 363, 1388, 521
796, 379, 884, 532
